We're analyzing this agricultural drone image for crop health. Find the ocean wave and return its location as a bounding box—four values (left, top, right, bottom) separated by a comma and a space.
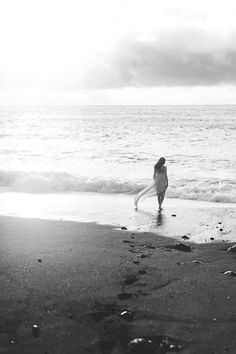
0, 169, 236, 203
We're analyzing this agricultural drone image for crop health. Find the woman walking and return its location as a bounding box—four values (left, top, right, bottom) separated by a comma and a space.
153, 157, 168, 210
134, 157, 168, 210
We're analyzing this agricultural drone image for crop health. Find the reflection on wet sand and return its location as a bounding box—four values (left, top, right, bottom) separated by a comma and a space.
156, 210, 164, 227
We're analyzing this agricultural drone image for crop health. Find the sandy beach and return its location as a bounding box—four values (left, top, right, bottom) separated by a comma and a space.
1, 212, 236, 354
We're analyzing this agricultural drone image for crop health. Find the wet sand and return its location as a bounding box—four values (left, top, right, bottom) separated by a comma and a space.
0, 215, 236, 353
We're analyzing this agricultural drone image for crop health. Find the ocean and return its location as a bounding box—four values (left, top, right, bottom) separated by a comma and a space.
0, 105, 235, 202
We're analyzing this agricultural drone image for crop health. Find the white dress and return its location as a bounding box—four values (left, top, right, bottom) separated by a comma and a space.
154, 166, 168, 195
134, 165, 167, 208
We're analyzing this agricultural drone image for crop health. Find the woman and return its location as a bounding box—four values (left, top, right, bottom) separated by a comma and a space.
153, 157, 168, 210
134, 157, 168, 210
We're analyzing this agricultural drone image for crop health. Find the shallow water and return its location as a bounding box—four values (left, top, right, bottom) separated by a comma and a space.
0, 105, 236, 202
0, 192, 235, 243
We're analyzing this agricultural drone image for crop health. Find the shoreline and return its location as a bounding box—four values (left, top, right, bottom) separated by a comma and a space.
0, 215, 236, 353
0, 192, 236, 243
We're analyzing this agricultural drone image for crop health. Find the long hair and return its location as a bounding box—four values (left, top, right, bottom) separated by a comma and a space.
155, 157, 165, 170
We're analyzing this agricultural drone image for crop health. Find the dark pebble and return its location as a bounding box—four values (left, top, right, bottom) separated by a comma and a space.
181, 235, 189, 240
219, 228, 223, 232
121, 227, 128, 230
124, 275, 138, 285
118, 293, 132, 300
171, 214, 176, 217
210, 237, 214, 241
133, 261, 140, 265
173, 243, 191, 252
32, 324, 40, 337
38, 259, 42, 263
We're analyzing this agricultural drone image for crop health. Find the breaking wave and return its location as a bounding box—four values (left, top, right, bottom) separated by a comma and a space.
0, 169, 236, 203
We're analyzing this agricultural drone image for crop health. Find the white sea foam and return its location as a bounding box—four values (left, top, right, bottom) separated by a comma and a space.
0, 105, 235, 204
0, 169, 236, 203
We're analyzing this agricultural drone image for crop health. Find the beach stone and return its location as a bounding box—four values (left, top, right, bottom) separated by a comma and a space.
181, 235, 189, 240
119, 310, 135, 322
210, 237, 214, 241
133, 261, 140, 265
32, 324, 40, 337
118, 292, 132, 300
127, 338, 155, 354
140, 254, 149, 258
227, 244, 236, 253
124, 274, 138, 285
192, 260, 203, 264
219, 228, 223, 232
224, 271, 236, 277
171, 214, 176, 217
37, 259, 42, 262
160, 338, 182, 352
145, 244, 155, 249
173, 243, 191, 252
121, 227, 128, 230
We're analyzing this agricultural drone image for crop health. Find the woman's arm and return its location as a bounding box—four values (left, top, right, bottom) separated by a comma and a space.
153, 166, 156, 180
165, 166, 168, 187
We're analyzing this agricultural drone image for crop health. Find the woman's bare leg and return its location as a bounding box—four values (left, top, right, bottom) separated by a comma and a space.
158, 192, 165, 210
157, 195, 162, 210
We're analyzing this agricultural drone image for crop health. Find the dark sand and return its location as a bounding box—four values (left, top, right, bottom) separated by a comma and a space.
0, 215, 236, 353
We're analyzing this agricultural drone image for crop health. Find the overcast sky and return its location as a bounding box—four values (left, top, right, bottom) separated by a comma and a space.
1, 0, 236, 104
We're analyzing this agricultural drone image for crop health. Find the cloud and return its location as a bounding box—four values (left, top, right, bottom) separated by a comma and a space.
80, 29, 236, 89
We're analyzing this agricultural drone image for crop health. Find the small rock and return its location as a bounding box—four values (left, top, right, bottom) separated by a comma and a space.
127, 338, 155, 354
32, 324, 40, 337
133, 261, 140, 265
37, 259, 42, 263
210, 237, 214, 241
140, 254, 148, 258
173, 243, 191, 252
118, 293, 132, 300
181, 235, 189, 240
160, 338, 182, 352
119, 310, 135, 322
123, 240, 132, 243
218, 222, 222, 224
121, 227, 128, 230
224, 271, 236, 277
145, 244, 156, 249
227, 245, 236, 253
219, 228, 223, 232
171, 214, 176, 217
124, 275, 138, 285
